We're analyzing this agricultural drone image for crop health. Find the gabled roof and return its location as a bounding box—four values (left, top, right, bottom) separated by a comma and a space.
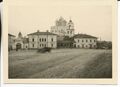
27, 31, 57, 36
73, 34, 97, 39
8, 33, 16, 37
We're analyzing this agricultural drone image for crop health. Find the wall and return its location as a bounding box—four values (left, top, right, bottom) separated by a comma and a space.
28, 35, 57, 49
74, 38, 97, 48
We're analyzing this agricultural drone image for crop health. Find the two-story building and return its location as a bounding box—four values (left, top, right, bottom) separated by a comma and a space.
27, 30, 57, 49
73, 34, 97, 49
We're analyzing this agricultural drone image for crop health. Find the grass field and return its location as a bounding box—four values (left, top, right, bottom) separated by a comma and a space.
9, 49, 112, 78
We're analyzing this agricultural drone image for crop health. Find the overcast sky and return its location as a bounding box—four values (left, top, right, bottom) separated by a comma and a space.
8, 0, 112, 41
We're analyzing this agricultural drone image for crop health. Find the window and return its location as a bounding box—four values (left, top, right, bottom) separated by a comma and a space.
44, 44, 46, 47
39, 38, 41, 42
32, 38, 34, 42
90, 40, 92, 42
67, 31, 69, 34
42, 38, 44, 42
51, 38, 53, 42
86, 40, 88, 42
51, 44, 53, 47
40, 44, 41, 47
94, 45, 96, 48
82, 44, 84, 48
82, 40, 84, 42
45, 38, 46, 42
78, 40, 79, 42
94, 40, 96, 42
32, 44, 34, 48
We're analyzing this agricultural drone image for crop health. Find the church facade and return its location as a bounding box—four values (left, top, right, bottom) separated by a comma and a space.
50, 17, 74, 37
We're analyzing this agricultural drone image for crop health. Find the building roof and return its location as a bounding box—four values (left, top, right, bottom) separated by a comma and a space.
8, 33, 16, 37
73, 34, 97, 39
27, 31, 57, 36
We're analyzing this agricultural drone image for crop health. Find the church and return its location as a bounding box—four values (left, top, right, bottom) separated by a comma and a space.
50, 17, 74, 37
50, 17, 97, 49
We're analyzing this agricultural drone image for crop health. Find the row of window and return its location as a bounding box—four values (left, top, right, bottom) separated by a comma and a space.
32, 44, 54, 48
67, 31, 73, 34
32, 38, 54, 42
77, 39, 96, 43
76, 44, 96, 48
52, 29, 73, 34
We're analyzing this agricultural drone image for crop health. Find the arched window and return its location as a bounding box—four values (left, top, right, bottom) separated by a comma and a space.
51, 44, 53, 47
90, 40, 92, 42
51, 38, 53, 42
42, 38, 44, 42
82, 40, 84, 42
39, 38, 41, 42
32, 38, 34, 42
32, 44, 34, 48
45, 38, 46, 42
67, 31, 69, 34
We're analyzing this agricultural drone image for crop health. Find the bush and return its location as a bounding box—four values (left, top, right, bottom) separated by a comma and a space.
37, 47, 52, 53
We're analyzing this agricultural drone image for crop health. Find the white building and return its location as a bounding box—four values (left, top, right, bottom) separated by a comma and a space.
27, 30, 57, 49
8, 32, 29, 50
50, 17, 74, 37
8, 34, 16, 50
74, 34, 97, 49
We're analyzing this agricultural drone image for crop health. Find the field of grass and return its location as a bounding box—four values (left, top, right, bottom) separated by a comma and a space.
9, 49, 112, 78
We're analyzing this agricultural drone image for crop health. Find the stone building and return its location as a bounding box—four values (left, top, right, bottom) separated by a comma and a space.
8, 32, 29, 50
73, 34, 97, 49
14, 32, 29, 50
8, 34, 16, 50
27, 30, 57, 49
50, 17, 74, 37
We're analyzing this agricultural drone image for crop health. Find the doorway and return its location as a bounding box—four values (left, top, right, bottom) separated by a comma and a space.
16, 43, 22, 50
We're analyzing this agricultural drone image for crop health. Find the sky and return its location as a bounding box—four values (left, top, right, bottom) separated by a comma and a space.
8, 0, 112, 41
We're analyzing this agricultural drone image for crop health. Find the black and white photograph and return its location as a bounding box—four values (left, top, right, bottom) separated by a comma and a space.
3, 0, 117, 84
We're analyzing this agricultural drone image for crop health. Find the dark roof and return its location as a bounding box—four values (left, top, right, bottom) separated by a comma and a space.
8, 34, 16, 37
73, 34, 97, 39
27, 31, 57, 36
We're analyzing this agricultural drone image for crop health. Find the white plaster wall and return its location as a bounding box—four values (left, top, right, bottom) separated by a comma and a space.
74, 38, 97, 48
28, 35, 57, 49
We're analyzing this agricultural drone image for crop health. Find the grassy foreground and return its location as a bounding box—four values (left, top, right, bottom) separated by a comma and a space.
9, 49, 112, 78
78, 52, 112, 78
